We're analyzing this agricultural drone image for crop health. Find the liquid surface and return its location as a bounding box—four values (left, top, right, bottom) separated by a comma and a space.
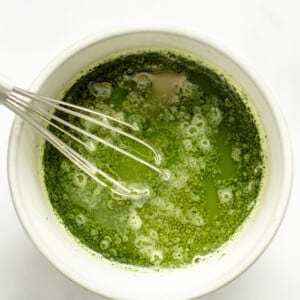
42, 50, 265, 268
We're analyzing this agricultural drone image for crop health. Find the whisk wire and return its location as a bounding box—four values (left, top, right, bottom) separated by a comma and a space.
3, 87, 166, 197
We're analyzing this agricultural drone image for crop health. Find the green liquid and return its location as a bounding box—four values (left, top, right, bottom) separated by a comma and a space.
42, 50, 265, 268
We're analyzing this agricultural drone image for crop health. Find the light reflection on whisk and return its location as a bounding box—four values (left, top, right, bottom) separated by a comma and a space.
1, 83, 170, 198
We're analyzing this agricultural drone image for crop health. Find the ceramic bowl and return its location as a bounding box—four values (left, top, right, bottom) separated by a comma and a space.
7, 29, 292, 299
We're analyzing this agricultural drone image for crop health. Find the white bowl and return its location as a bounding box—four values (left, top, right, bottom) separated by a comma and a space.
8, 29, 292, 299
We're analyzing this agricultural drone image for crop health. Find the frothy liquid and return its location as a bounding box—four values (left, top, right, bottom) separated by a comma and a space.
42, 50, 265, 268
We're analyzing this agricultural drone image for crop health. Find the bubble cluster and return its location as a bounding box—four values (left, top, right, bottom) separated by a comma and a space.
88, 82, 112, 100
180, 80, 200, 100
186, 209, 205, 226
185, 156, 206, 170
218, 188, 234, 204
117, 74, 135, 91
134, 74, 152, 93
170, 171, 188, 190
231, 147, 241, 162
133, 234, 148, 246
75, 213, 87, 226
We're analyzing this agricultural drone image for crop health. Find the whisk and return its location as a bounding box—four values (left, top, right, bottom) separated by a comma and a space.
0, 76, 168, 198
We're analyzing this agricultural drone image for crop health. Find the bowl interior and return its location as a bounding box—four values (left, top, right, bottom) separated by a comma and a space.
8, 30, 291, 299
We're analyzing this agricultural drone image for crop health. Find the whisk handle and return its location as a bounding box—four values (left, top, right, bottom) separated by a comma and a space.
0, 75, 13, 104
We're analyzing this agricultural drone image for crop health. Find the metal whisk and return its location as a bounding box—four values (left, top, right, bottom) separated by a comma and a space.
0, 76, 168, 198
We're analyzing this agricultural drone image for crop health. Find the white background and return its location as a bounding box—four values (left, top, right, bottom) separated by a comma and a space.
0, 0, 299, 299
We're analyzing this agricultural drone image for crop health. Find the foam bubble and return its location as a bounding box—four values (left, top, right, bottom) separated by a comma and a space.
139, 245, 154, 257
150, 197, 184, 220
177, 111, 189, 121
134, 74, 152, 92
197, 136, 211, 152
60, 160, 70, 172
180, 81, 199, 99
122, 235, 129, 242
173, 252, 183, 260
171, 172, 188, 189
126, 92, 144, 106
186, 156, 206, 170
149, 249, 163, 265
179, 121, 190, 133
85, 140, 96, 152
208, 106, 223, 127
185, 209, 205, 226
73, 172, 87, 188
151, 197, 165, 209
185, 125, 199, 138
231, 147, 241, 162
109, 249, 117, 256
183, 139, 195, 152
90, 229, 98, 236
100, 239, 110, 250
93, 186, 103, 197
149, 229, 158, 240
254, 164, 263, 176
75, 213, 87, 226
187, 157, 198, 169
192, 114, 207, 134
117, 74, 134, 90
134, 235, 152, 248
128, 210, 142, 230
218, 187, 234, 204
191, 213, 204, 226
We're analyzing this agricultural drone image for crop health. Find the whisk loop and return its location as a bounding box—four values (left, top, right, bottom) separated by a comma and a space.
0, 78, 168, 198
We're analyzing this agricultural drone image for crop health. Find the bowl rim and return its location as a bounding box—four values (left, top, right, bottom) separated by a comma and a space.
7, 27, 293, 299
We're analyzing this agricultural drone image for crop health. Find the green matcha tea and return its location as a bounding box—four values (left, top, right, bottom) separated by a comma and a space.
42, 50, 266, 268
